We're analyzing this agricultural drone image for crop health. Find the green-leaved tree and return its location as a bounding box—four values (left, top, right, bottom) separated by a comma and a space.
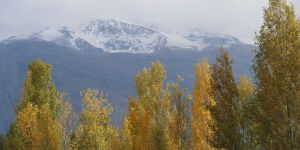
254, 0, 300, 149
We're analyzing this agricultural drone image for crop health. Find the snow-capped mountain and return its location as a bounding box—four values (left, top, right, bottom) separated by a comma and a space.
2, 19, 243, 53
0, 18, 254, 133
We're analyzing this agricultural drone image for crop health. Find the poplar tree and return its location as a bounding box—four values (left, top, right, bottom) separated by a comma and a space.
191, 59, 215, 150
59, 92, 76, 149
211, 49, 242, 150
17, 59, 61, 117
110, 128, 121, 150
237, 75, 255, 149
254, 0, 300, 149
124, 61, 171, 150
126, 99, 151, 150
6, 59, 62, 149
16, 103, 61, 150
73, 89, 113, 150
169, 76, 191, 150
120, 117, 132, 150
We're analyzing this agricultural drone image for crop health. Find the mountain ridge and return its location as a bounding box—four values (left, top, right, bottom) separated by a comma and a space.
1, 18, 250, 53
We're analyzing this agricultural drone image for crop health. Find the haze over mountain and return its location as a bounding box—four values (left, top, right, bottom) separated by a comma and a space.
0, 19, 254, 133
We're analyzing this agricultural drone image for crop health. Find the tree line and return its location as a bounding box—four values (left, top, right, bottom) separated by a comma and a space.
1, 0, 300, 149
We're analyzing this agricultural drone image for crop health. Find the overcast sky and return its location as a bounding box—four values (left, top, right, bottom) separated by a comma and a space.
0, 0, 299, 44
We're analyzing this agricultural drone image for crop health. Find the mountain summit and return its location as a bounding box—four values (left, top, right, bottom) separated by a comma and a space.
2, 19, 243, 53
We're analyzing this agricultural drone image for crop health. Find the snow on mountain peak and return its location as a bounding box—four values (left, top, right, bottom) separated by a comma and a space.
75, 19, 167, 53
80, 19, 158, 36
1, 19, 245, 53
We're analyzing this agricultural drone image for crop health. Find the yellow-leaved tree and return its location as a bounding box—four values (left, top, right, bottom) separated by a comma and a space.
72, 88, 113, 150
6, 59, 62, 150
122, 61, 171, 150
191, 59, 215, 150
169, 76, 191, 150
15, 103, 40, 149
